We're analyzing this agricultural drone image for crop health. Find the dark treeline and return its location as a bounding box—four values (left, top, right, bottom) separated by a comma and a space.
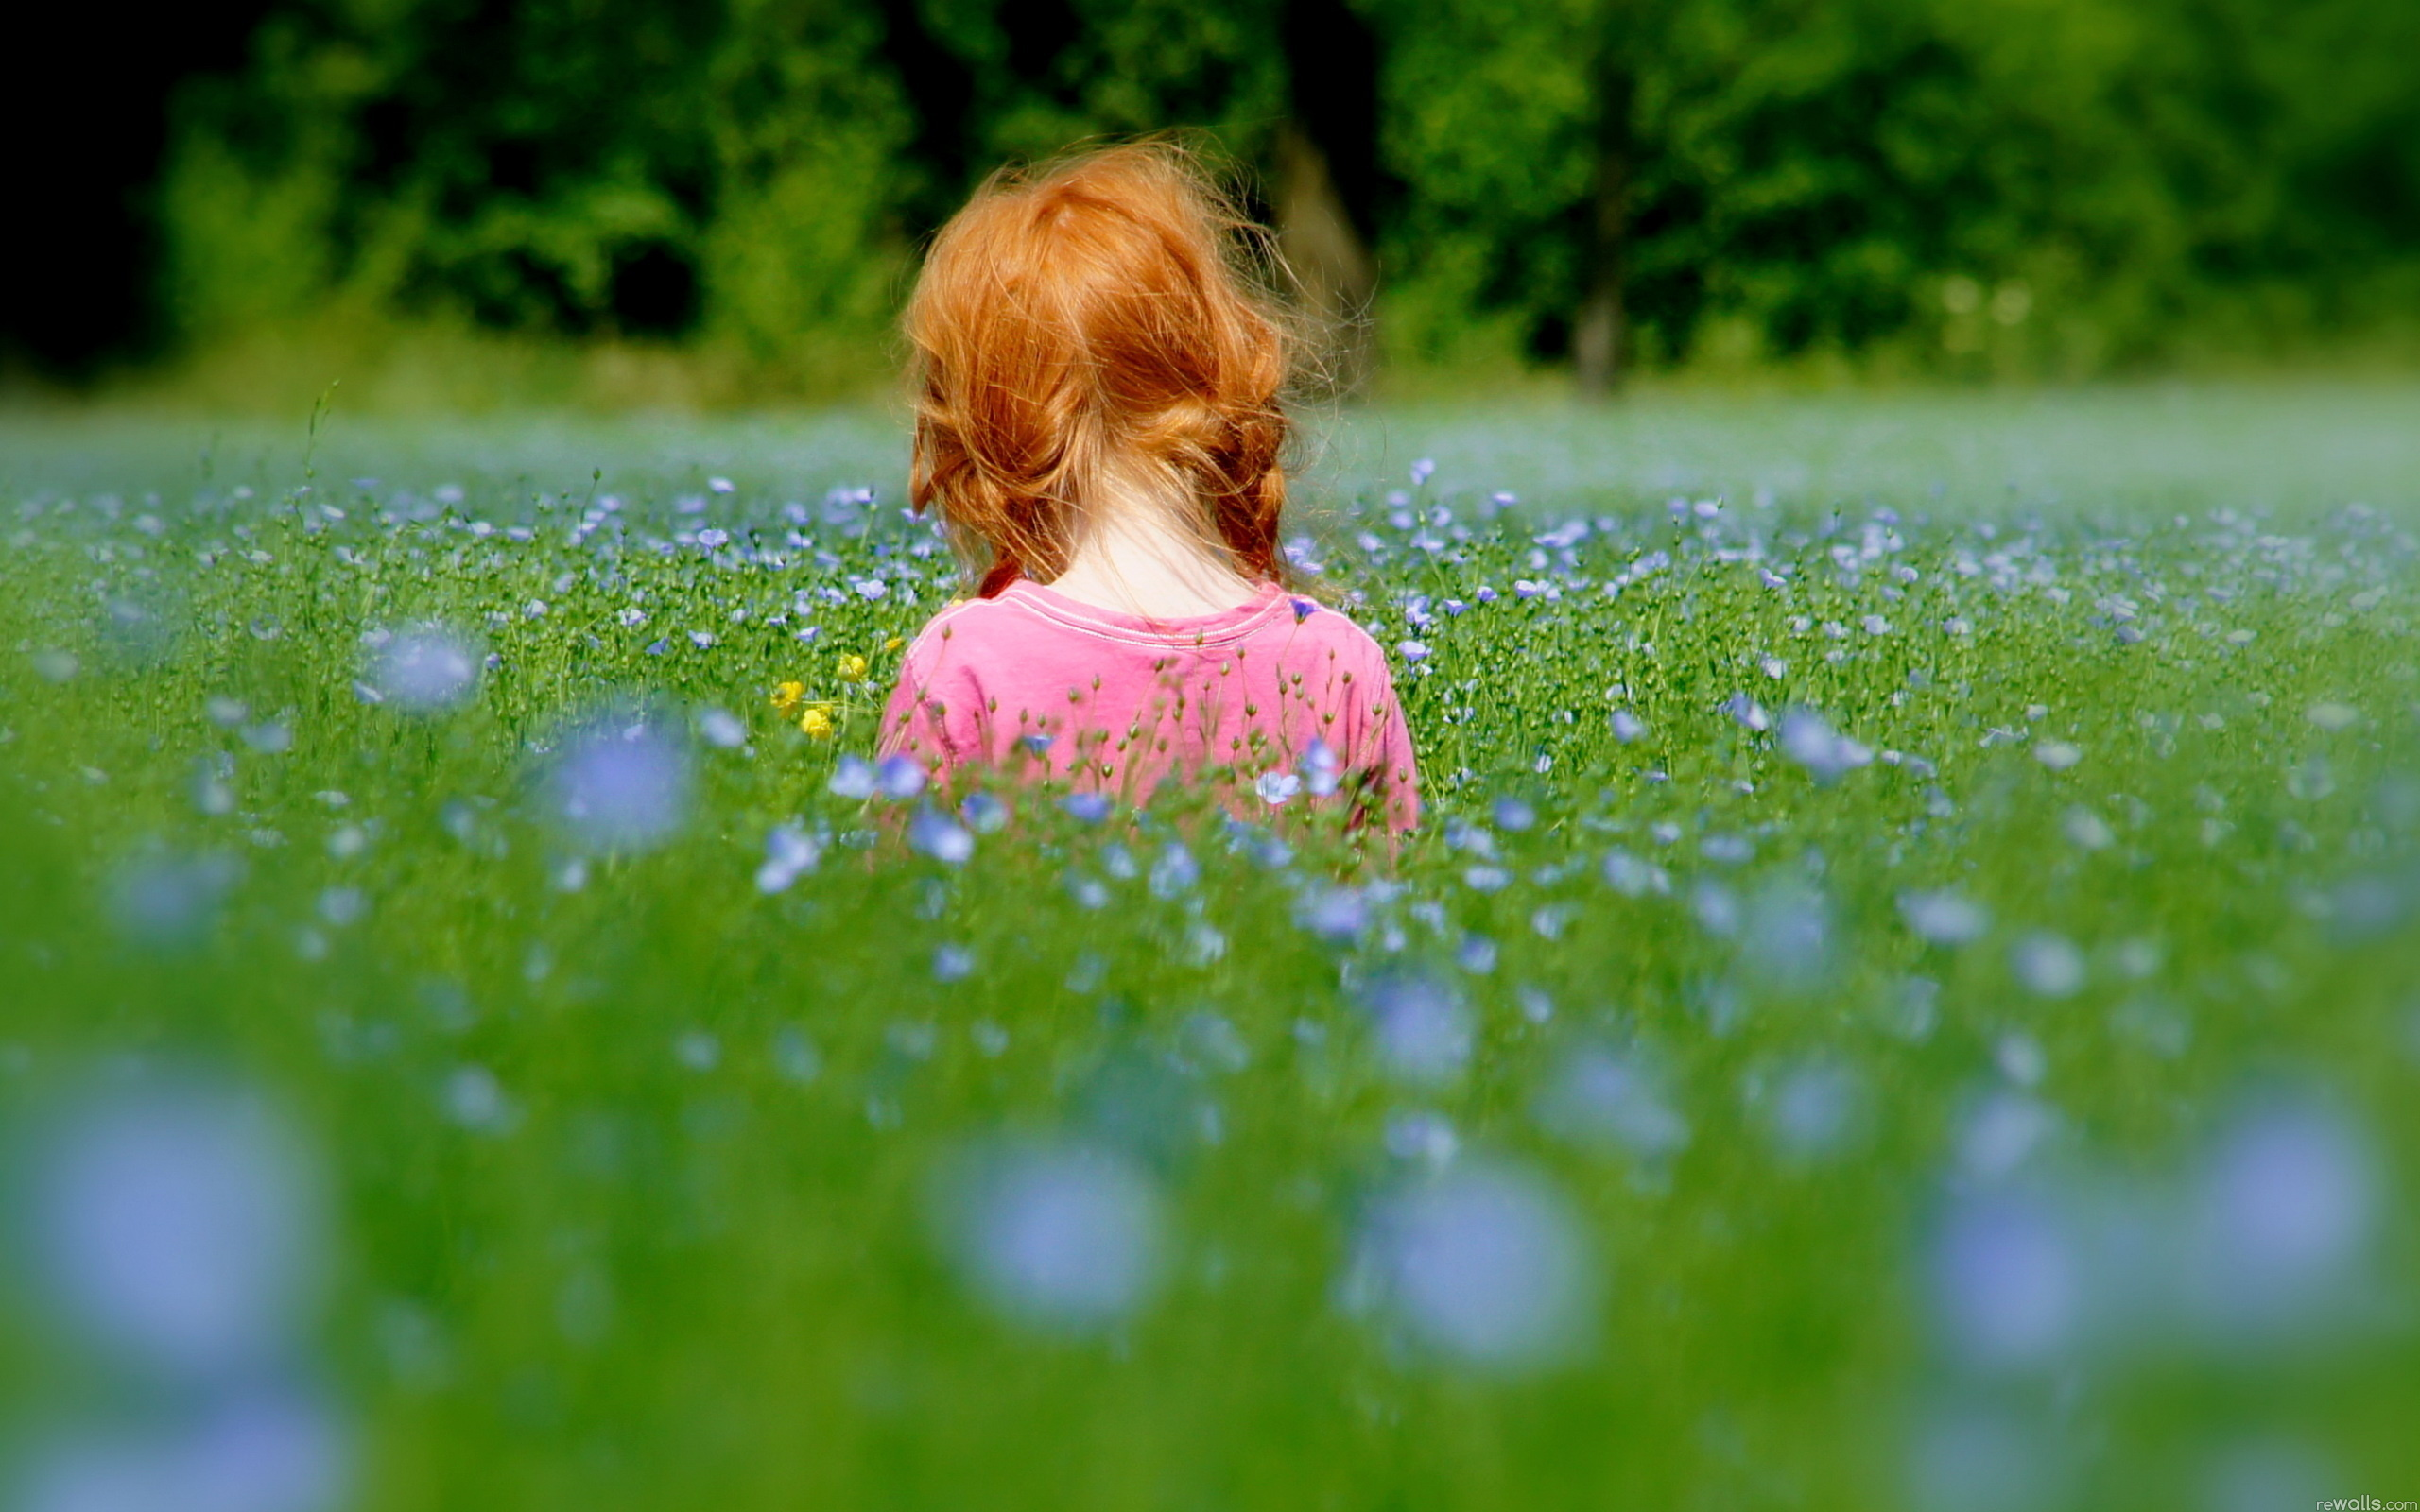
10, 0, 2419, 392
0, 0, 276, 378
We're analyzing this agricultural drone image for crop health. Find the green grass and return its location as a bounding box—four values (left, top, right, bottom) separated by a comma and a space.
2, 385, 2416, 1509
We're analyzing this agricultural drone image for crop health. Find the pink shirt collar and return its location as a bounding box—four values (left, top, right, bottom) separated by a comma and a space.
996, 578, 1294, 646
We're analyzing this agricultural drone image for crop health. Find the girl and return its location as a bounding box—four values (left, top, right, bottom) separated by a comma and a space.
877, 143, 1420, 832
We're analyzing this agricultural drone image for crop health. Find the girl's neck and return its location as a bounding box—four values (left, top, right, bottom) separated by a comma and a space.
1042, 468, 1263, 619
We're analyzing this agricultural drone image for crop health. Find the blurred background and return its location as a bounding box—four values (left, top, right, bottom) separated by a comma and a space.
5, 0, 2418, 412
5, 7, 2420, 1505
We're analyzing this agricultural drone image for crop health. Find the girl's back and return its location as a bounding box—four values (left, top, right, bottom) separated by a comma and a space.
881, 577, 1417, 829
877, 140, 1422, 830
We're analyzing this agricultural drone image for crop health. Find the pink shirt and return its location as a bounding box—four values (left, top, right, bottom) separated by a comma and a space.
877, 579, 1421, 831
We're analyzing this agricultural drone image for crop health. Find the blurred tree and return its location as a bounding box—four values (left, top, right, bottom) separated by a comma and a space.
876, 0, 1285, 196
699, 0, 919, 378
1367, 0, 2420, 383
1572, 0, 1650, 396
162, 0, 916, 393
76, 0, 2420, 392
170, 0, 727, 338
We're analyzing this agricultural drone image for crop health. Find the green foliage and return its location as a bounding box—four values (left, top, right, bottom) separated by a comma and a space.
1367, 0, 2420, 374
917, 0, 1286, 166
701, 0, 921, 382
164, 0, 905, 374
153, 0, 2420, 392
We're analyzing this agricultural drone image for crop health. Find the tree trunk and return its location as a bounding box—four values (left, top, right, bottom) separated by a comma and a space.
1274, 123, 1378, 395
1574, 29, 1634, 400
1277, 0, 1382, 396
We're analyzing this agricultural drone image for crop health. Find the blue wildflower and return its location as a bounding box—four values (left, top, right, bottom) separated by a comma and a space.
876, 753, 927, 800
909, 805, 974, 865
829, 755, 876, 799
960, 791, 1010, 833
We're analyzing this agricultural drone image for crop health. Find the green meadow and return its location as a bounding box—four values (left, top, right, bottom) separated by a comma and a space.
2, 383, 2415, 1509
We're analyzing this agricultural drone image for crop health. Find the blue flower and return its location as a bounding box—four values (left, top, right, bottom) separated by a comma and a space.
828, 755, 876, 799
939, 1142, 1167, 1333
372, 627, 480, 713
1301, 739, 1341, 797
1223, 816, 1294, 869
909, 805, 974, 865
1722, 693, 1771, 732
1347, 1160, 1595, 1371
875, 754, 927, 800
1363, 971, 1471, 1085
548, 717, 691, 851
1149, 843, 1199, 900
756, 823, 823, 893
1779, 707, 1873, 782
1295, 887, 1367, 941
959, 791, 1010, 833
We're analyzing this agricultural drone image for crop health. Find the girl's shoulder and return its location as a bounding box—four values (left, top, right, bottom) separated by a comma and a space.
890, 596, 1005, 691
902, 593, 1011, 656
1268, 593, 1390, 662
906, 582, 1388, 669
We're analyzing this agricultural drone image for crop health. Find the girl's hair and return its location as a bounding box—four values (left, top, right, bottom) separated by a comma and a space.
905, 141, 1296, 598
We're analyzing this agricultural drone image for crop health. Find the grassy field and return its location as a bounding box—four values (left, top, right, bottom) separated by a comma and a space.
2, 383, 2417, 1510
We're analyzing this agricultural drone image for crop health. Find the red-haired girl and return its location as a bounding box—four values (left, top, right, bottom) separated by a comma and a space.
877, 143, 1420, 832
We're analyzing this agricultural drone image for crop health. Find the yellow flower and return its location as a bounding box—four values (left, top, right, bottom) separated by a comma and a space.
799, 706, 835, 740
770, 680, 804, 712
838, 653, 869, 682
883, 635, 903, 653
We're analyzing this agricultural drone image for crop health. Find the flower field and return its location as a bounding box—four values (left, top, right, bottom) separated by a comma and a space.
2, 390, 2416, 1509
